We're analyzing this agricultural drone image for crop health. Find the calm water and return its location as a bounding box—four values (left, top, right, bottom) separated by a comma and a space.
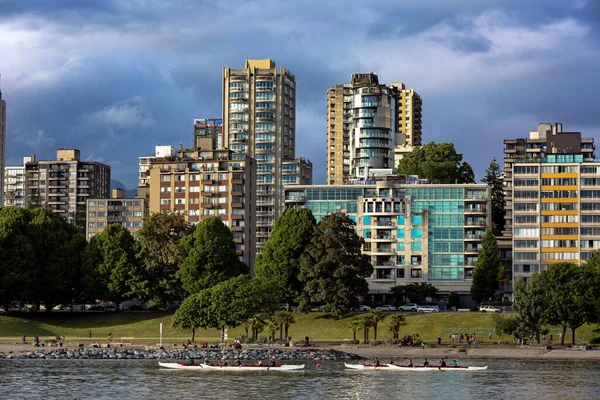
1, 359, 599, 399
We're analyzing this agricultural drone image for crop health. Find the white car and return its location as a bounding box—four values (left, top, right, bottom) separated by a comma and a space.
375, 305, 396, 311
417, 306, 437, 313
398, 303, 419, 312
357, 305, 371, 311
479, 305, 501, 313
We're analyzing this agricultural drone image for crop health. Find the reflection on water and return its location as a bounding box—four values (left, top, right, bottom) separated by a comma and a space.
1, 359, 599, 400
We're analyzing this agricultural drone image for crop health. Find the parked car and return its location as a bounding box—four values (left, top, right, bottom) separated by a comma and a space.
417, 306, 437, 313
398, 303, 419, 312
479, 305, 501, 313
88, 305, 106, 312
357, 305, 371, 311
375, 305, 396, 311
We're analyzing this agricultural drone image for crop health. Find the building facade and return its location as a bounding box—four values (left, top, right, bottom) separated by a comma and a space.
284, 180, 490, 297
503, 122, 595, 235
4, 155, 35, 207
138, 145, 175, 190
511, 154, 600, 281
194, 118, 223, 149
326, 74, 422, 185
24, 149, 110, 224
0, 90, 6, 205
86, 189, 148, 240
222, 58, 297, 254
147, 145, 257, 267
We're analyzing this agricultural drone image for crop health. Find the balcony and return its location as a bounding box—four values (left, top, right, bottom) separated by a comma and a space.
201, 191, 215, 197
465, 219, 487, 227
465, 206, 487, 214
201, 203, 214, 209
465, 245, 481, 253
202, 179, 215, 185
233, 237, 243, 244
231, 226, 244, 232
108, 206, 123, 211
232, 202, 244, 209
376, 220, 395, 227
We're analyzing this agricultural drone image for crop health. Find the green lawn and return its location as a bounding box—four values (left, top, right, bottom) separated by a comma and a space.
0, 311, 597, 344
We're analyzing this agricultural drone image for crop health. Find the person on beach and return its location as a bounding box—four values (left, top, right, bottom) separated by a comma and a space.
88, 329, 92, 338
407, 359, 413, 367
423, 359, 429, 367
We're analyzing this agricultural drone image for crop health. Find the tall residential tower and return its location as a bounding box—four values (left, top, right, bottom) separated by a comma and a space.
326, 74, 421, 185
0, 89, 6, 205
222, 59, 300, 253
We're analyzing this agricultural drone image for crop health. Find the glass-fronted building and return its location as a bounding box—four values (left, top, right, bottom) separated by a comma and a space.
284, 181, 490, 297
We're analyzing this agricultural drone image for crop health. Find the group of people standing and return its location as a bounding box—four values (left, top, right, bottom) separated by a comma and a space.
450, 332, 477, 344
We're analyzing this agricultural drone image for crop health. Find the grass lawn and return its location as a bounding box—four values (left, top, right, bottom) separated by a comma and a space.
0, 311, 597, 344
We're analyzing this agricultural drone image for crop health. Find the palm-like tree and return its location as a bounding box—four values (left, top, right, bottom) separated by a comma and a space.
348, 319, 362, 342
274, 311, 296, 343
368, 309, 385, 341
246, 316, 265, 341
266, 321, 280, 342
360, 315, 374, 343
388, 314, 406, 341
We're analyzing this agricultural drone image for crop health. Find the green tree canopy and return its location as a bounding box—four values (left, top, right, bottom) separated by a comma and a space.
27, 208, 87, 311
470, 229, 502, 303
0, 207, 35, 310
172, 275, 276, 340
396, 142, 475, 184
481, 157, 505, 235
131, 212, 194, 308
254, 208, 316, 306
298, 213, 373, 317
83, 224, 137, 307
179, 217, 248, 296
512, 275, 545, 343
391, 282, 438, 304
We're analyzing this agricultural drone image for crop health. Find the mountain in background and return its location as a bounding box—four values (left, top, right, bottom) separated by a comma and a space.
110, 179, 138, 198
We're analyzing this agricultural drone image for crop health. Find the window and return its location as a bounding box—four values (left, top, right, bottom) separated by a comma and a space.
160, 199, 171, 205
514, 166, 538, 174
396, 269, 405, 278
514, 252, 538, 261
514, 215, 538, 224
410, 269, 422, 278
514, 240, 538, 248
160, 175, 171, 182
514, 228, 539, 238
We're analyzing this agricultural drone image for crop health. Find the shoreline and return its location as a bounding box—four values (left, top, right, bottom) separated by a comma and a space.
1, 343, 599, 361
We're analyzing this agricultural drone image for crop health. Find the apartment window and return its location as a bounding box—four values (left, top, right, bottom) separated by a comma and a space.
410, 269, 422, 278
160, 199, 171, 205
160, 187, 171, 193
160, 175, 171, 182
514, 166, 539, 174
175, 198, 185, 205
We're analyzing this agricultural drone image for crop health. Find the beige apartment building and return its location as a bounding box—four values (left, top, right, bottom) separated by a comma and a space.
24, 149, 110, 225
503, 123, 595, 234
147, 141, 257, 267
222, 58, 298, 254
0, 89, 6, 205
4, 155, 35, 207
86, 189, 148, 240
326, 74, 422, 185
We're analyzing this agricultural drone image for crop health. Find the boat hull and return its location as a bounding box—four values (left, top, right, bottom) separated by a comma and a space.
200, 363, 305, 371
344, 363, 392, 370
158, 362, 205, 370
386, 364, 488, 371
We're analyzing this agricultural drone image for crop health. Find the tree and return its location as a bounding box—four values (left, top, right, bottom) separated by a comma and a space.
388, 314, 406, 341
481, 157, 505, 235
470, 229, 502, 303
512, 275, 545, 344
244, 316, 265, 341
272, 311, 295, 343
132, 212, 194, 308
541, 262, 596, 345
359, 315, 374, 343
298, 213, 373, 317
492, 314, 518, 337
172, 275, 276, 341
396, 142, 475, 184
254, 208, 316, 307
348, 319, 362, 342
0, 207, 35, 311
82, 224, 137, 308
368, 309, 385, 341
179, 217, 248, 296
391, 283, 438, 304
27, 208, 86, 311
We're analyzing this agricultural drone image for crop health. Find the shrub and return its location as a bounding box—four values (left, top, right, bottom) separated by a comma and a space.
589, 337, 600, 345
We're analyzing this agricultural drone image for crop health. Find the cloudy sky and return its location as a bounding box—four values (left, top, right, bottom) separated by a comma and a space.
1, 0, 599, 188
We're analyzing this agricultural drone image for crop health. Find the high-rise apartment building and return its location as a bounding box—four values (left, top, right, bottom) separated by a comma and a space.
0, 89, 6, 206
24, 149, 110, 224
138, 145, 176, 193
4, 155, 35, 207
222, 59, 297, 253
86, 189, 148, 240
147, 143, 257, 267
284, 179, 490, 298
503, 123, 595, 234
511, 154, 600, 281
283, 157, 313, 186
326, 74, 422, 185
194, 118, 223, 149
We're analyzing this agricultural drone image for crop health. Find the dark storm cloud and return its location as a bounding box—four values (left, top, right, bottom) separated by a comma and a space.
1, 0, 599, 187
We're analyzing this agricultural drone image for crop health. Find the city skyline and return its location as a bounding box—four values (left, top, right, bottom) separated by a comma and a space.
1, 0, 600, 189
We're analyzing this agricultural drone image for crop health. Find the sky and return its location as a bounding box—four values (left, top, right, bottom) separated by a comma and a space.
1, 0, 600, 188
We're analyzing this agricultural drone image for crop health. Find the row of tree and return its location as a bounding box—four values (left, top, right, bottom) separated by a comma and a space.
499, 259, 600, 345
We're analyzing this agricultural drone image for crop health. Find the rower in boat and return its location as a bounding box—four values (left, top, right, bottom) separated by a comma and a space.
423, 359, 429, 367
374, 357, 381, 367
270, 358, 276, 367
440, 359, 446, 367
407, 359, 413, 367
258, 359, 263, 366
389, 358, 395, 365
236, 358, 242, 366
452, 360, 458, 368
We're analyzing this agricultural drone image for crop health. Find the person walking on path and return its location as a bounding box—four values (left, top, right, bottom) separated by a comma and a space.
88, 329, 92, 338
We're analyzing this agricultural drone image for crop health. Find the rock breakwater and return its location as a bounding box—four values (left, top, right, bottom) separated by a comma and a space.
1, 347, 361, 361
